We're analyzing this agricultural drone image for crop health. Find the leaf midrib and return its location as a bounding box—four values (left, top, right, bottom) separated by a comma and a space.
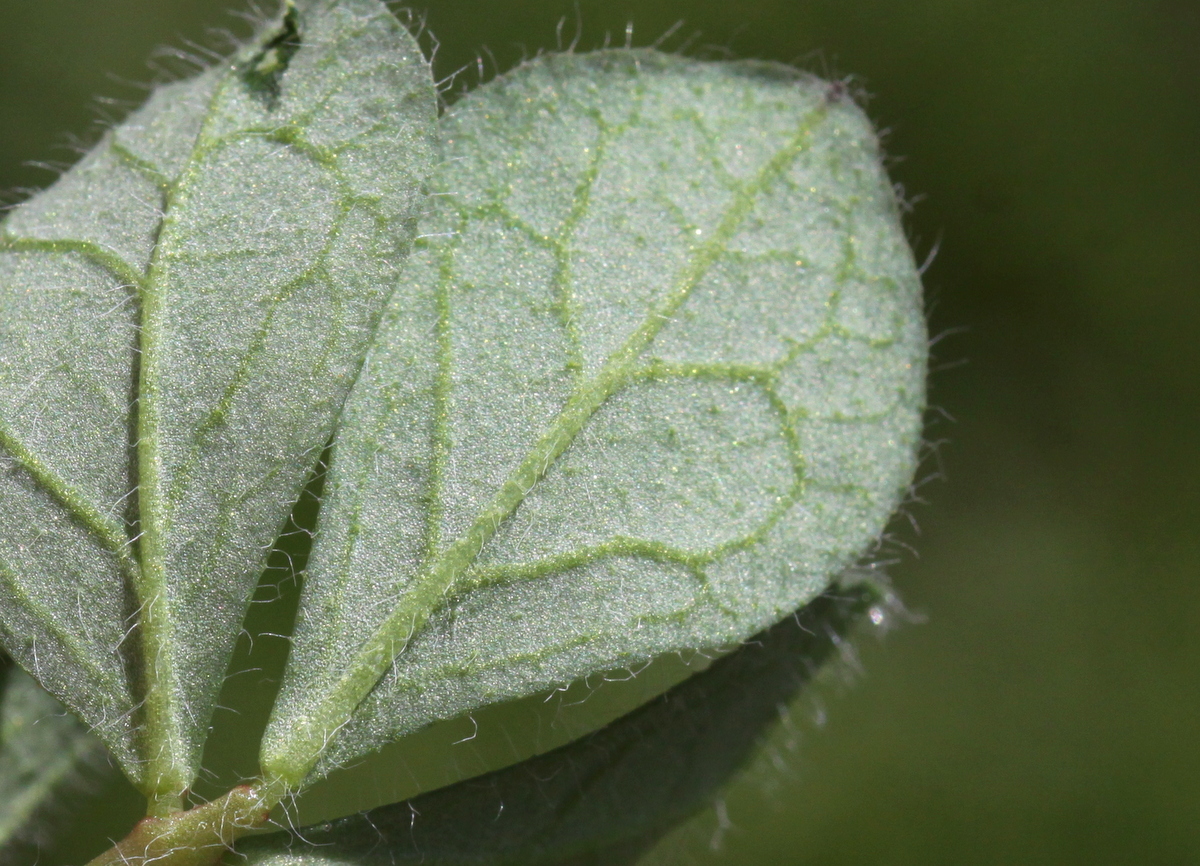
133, 60, 257, 802
130, 8, 429, 803
266, 98, 831, 786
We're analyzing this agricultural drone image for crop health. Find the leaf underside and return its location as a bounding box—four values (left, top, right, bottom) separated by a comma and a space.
261, 49, 926, 787
0, 0, 925, 834
0, 0, 436, 796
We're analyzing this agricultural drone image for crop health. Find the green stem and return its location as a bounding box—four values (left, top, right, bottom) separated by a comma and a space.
85, 786, 272, 866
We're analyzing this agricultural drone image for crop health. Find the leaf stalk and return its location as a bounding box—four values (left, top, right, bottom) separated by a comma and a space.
85, 785, 272, 866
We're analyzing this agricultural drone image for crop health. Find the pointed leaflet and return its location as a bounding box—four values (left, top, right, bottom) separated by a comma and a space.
0, 0, 436, 798
0, 665, 114, 863
237, 584, 876, 865
262, 50, 925, 786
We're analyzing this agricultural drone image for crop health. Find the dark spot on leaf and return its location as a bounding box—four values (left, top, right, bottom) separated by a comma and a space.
824, 78, 849, 104
241, 1, 302, 110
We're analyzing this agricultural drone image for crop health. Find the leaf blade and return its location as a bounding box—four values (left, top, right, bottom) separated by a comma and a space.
0, 239, 148, 779
134, 0, 437, 800
0, 0, 437, 799
264, 49, 926, 786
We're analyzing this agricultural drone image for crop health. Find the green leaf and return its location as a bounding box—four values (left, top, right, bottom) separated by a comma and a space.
261, 49, 925, 788
0, 0, 436, 802
235, 581, 880, 865
0, 661, 114, 863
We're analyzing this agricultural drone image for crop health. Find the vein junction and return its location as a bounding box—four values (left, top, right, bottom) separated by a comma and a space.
266, 93, 847, 786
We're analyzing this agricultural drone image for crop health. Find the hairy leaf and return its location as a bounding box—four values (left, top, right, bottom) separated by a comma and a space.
262, 50, 925, 787
0, 662, 114, 864
0, 0, 436, 799
235, 581, 879, 865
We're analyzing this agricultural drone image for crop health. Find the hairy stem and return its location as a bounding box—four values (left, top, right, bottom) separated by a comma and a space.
85, 786, 271, 866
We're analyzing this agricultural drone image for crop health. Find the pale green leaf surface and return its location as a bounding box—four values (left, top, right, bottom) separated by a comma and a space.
0, 664, 111, 863
235, 583, 878, 866
0, 0, 436, 794
263, 50, 925, 786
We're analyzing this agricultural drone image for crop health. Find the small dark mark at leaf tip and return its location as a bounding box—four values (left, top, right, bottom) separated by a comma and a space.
241, 0, 302, 110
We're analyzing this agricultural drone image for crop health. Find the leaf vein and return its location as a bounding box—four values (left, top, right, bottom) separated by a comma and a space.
0, 434, 138, 576
271, 99, 834, 784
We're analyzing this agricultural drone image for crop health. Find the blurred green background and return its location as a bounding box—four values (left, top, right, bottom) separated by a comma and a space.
3, 0, 1198, 863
